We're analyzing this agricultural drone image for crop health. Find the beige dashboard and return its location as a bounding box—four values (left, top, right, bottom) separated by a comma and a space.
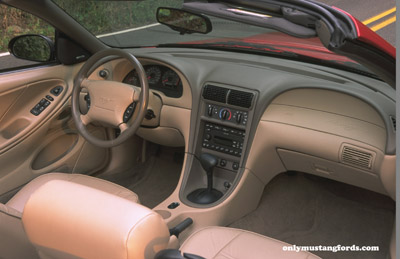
91, 57, 395, 199
246, 88, 394, 198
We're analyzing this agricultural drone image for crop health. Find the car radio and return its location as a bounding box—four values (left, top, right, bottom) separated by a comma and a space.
202, 122, 245, 157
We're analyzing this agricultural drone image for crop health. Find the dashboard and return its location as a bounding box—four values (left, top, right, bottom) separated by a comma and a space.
98, 47, 396, 202
122, 65, 183, 98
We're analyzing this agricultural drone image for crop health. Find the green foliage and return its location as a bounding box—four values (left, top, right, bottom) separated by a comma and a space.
53, 0, 183, 35
0, 5, 54, 53
1, 0, 182, 53
158, 8, 209, 33
12, 36, 51, 61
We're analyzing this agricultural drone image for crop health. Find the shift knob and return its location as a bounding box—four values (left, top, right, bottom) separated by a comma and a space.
187, 153, 222, 204
200, 153, 218, 174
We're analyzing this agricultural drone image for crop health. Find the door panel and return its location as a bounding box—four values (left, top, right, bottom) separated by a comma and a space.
0, 64, 109, 197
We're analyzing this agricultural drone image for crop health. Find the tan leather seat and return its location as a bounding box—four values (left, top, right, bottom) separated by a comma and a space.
0, 172, 140, 259
7, 172, 139, 212
180, 226, 320, 259
22, 179, 169, 259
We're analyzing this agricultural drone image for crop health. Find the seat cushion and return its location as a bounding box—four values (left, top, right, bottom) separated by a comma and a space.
6, 172, 139, 212
180, 226, 320, 259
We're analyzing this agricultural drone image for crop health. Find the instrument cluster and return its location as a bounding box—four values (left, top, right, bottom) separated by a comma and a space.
123, 65, 183, 98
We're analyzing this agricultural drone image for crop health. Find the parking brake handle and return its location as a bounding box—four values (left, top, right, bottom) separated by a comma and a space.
169, 217, 193, 238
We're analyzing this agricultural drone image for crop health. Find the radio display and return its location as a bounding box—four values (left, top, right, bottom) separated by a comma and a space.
213, 135, 233, 147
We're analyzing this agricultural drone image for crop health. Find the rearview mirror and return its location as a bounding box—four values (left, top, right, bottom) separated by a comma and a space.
8, 34, 55, 62
156, 7, 212, 34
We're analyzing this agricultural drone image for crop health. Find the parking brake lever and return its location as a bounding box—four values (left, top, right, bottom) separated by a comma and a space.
169, 217, 193, 238
155, 249, 205, 259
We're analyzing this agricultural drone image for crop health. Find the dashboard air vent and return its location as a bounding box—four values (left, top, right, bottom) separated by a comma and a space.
390, 116, 396, 131
228, 89, 254, 108
341, 146, 373, 170
202, 84, 228, 103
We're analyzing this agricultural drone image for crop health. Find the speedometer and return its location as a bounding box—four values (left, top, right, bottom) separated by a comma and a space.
145, 66, 162, 85
161, 70, 181, 88
123, 65, 183, 98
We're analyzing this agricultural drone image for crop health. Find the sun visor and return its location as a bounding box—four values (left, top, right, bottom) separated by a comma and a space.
182, 2, 317, 38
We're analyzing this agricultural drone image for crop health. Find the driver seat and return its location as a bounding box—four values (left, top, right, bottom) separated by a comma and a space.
0, 172, 140, 259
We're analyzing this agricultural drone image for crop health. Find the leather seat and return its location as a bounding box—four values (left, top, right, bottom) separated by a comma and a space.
0, 172, 140, 259
22, 179, 169, 259
180, 226, 320, 259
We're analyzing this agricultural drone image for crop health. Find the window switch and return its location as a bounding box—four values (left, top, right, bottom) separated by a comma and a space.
30, 108, 40, 116
50, 86, 63, 96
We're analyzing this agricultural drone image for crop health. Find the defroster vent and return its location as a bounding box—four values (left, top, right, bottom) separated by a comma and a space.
341, 145, 374, 170
228, 90, 254, 108
202, 85, 228, 103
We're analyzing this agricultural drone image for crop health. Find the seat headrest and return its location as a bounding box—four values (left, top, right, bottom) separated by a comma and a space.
22, 179, 169, 259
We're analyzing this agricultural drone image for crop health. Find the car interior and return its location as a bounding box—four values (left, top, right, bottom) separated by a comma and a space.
0, 0, 396, 259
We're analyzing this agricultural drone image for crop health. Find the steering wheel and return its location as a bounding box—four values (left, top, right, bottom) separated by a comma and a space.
71, 48, 149, 148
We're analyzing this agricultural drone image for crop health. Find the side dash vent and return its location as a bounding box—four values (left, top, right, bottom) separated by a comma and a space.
390, 116, 396, 131
341, 145, 374, 170
228, 90, 254, 108
202, 84, 228, 103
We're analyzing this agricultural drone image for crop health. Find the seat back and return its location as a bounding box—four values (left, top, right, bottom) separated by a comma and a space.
22, 180, 170, 259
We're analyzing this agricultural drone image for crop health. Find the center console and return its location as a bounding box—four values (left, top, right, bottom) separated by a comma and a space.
181, 83, 257, 206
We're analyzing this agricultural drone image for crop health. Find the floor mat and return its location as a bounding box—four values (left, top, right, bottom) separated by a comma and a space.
229, 172, 395, 259
100, 146, 183, 208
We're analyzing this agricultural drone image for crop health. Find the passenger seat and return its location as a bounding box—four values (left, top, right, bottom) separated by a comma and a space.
179, 226, 320, 259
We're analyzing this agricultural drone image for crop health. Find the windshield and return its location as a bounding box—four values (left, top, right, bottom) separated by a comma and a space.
52, 0, 378, 78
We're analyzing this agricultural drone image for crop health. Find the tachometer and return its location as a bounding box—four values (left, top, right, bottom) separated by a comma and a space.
145, 66, 162, 84
161, 70, 181, 88
123, 70, 140, 86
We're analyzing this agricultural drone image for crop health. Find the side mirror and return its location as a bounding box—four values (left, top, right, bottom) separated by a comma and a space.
8, 34, 55, 62
156, 7, 212, 35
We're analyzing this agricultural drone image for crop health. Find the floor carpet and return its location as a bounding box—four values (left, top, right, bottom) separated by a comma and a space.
100, 146, 183, 208
229, 172, 395, 259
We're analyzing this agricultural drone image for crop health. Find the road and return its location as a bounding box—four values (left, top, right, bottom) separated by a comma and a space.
0, 0, 396, 71
317, 0, 395, 45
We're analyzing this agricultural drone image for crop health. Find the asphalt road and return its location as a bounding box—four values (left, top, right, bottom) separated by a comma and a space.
317, 0, 395, 45
0, 0, 396, 71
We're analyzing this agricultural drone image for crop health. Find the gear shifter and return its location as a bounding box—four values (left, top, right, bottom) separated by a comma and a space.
187, 153, 223, 204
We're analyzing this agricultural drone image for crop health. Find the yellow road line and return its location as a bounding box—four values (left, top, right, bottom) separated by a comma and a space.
362, 7, 396, 25
370, 15, 396, 31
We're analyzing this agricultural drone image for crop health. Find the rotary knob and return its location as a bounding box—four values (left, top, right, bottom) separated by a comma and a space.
219, 108, 232, 120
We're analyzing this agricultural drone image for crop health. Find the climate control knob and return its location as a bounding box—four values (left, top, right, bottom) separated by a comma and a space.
219, 108, 232, 120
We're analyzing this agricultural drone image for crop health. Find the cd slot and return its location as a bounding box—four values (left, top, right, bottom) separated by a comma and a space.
202, 122, 245, 157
